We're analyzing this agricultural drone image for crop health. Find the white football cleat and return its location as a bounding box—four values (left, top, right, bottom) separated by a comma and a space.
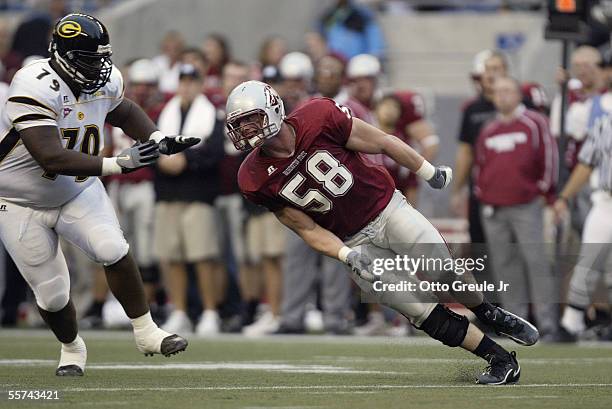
135, 326, 188, 357
56, 335, 87, 376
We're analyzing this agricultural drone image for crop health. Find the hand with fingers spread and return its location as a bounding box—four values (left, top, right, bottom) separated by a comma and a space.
149, 130, 201, 155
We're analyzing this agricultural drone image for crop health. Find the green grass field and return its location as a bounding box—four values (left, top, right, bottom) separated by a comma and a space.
1, 330, 611, 409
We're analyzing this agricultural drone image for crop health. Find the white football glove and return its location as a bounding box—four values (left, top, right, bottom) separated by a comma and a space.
346, 250, 377, 283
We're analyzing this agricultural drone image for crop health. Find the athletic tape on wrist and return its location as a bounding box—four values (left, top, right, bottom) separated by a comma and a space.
338, 246, 353, 264
416, 160, 435, 180
101, 157, 122, 176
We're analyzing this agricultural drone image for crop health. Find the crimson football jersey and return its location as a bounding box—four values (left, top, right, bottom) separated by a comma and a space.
238, 98, 395, 239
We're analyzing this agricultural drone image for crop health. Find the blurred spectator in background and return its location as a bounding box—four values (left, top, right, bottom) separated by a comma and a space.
181, 47, 209, 81
344, 53, 380, 124
375, 90, 439, 206
550, 46, 606, 234
313, 53, 348, 102
155, 64, 224, 336
201, 33, 231, 91
304, 31, 328, 65
521, 82, 549, 115
318, 0, 385, 61
452, 50, 548, 221
474, 76, 559, 340
469, 49, 492, 97
258, 35, 287, 69
0, 61, 7, 106
10, 0, 67, 61
208, 60, 251, 332
153, 30, 185, 94
452, 51, 509, 239
0, 20, 21, 82
278, 52, 314, 113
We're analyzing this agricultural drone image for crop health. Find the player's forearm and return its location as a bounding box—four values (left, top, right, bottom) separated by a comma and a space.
298, 224, 346, 261
275, 207, 346, 260
40, 150, 104, 176
559, 163, 593, 200
382, 135, 426, 173
452, 143, 473, 193
106, 98, 157, 142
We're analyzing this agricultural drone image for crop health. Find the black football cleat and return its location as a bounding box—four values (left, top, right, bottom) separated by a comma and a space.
55, 365, 84, 376
482, 306, 539, 346
477, 351, 520, 385
160, 334, 188, 357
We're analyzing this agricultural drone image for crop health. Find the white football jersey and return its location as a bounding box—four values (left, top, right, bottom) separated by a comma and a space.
0, 58, 124, 208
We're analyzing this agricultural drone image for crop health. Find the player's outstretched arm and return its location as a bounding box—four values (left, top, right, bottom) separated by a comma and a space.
20, 125, 158, 176
274, 207, 376, 282
346, 118, 452, 189
106, 98, 200, 155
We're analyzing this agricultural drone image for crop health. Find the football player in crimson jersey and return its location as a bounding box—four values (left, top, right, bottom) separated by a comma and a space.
228, 80, 540, 385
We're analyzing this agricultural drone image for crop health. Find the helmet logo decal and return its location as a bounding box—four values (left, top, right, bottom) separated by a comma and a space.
264, 85, 279, 109
57, 20, 83, 38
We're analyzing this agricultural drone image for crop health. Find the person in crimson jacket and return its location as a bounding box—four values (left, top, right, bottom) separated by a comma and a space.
474, 76, 560, 340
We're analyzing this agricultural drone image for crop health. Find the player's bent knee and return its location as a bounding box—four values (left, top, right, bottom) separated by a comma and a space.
88, 225, 129, 266
418, 304, 469, 347
35, 275, 69, 312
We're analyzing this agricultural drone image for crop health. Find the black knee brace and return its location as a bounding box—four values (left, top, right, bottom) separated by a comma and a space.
418, 304, 469, 347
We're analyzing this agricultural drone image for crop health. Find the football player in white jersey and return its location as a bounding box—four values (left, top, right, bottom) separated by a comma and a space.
0, 13, 198, 376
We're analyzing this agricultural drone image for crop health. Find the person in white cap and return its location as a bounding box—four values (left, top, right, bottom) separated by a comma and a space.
344, 53, 380, 124
278, 51, 314, 113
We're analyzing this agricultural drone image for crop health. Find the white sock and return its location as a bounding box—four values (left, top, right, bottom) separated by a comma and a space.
131, 311, 157, 333
561, 306, 586, 334
59, 335, 86, 368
